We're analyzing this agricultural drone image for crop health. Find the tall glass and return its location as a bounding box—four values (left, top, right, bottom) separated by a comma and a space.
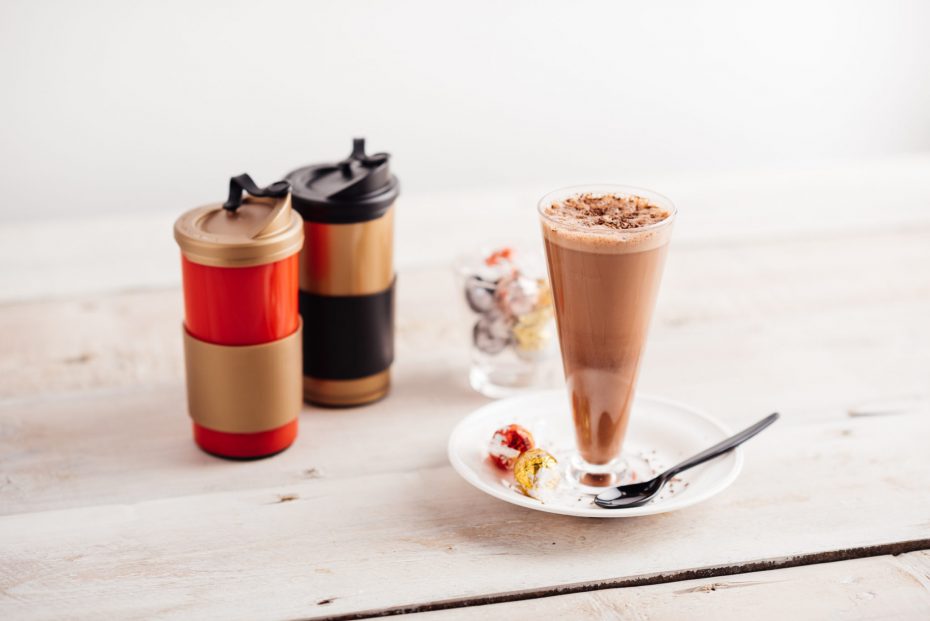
538, 185, 676, 489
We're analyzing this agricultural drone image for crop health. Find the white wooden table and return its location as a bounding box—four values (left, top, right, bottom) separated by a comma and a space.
2, 157, 930, 620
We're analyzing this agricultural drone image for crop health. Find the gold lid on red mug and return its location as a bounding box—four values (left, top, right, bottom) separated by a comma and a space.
174, 175, 304, 268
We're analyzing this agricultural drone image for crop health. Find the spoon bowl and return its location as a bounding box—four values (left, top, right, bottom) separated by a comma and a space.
593, 477, 667, 508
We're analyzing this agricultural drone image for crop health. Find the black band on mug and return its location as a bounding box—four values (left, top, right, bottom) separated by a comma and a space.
299, 279, 395, 380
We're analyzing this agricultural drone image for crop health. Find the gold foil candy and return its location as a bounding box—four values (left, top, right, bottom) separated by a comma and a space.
512, 307, 554, 360
534, 278, 553, 309
512, 280, 553, 349
513, 448, 561, 501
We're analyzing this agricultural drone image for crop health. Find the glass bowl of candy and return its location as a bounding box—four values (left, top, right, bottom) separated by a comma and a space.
454, 246, 559, 398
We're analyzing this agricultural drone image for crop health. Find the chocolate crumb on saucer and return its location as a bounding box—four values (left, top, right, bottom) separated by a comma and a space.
546, 193, 669, 230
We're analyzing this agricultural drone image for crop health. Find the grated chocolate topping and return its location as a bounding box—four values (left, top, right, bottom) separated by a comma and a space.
545, 193, 669, 230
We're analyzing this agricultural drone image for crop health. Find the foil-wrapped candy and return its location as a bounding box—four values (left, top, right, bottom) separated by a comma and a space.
534, 278, 553, 309
473, 309, 513, 354
464, 275, 498, 314
464, 247, 553, 359
513, 448, 561, 501
495, 273, 539, 316
487, 424, 535, 470
512, 280, 554, 360
513, 319, 553, 364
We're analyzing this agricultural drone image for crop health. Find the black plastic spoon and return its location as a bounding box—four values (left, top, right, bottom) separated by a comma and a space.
594, 412, 779, 509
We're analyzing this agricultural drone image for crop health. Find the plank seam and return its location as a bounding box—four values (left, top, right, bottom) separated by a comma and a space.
303, 539, 930, 621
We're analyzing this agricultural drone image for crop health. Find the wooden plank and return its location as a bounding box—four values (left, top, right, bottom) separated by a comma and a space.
2, 155, 930, 303
1, 161, 929, 619
0, 290, 184, 400
2, 282, 929, 515
2, 225, 929, 411
0, 372, 485, 516
0, 226, 928, 515
1, 291, 928, 515
0, 267, 462, 402
407, 551, 930, 621
1, 412, 928, 620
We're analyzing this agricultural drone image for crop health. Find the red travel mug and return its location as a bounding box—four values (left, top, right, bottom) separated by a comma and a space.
174, 174, 304, 459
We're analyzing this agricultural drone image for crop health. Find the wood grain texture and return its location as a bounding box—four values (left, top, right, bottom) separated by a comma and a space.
409, 552, 930, 621
2, 159, 930, 619
2, 225, 928, 415
1, 226, 929, 514
0, 225, 928, 517
2, 155, 930, 303
1, 411, 928, 620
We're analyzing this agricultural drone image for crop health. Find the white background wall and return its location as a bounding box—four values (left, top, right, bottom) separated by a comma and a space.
1, 0, 929, 222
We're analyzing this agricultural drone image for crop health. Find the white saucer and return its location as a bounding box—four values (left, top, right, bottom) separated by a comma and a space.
448, 390, 743, 518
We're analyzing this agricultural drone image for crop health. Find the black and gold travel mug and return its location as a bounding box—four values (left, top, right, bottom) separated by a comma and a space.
287, 138, 399, 406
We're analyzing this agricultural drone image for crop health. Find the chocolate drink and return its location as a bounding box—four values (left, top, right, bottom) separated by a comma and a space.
539, 188, 674, 483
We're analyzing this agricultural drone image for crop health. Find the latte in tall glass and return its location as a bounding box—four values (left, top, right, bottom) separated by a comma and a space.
539, 186, 675, 488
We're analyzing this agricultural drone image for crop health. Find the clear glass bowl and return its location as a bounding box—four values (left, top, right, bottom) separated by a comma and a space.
454, 245, 560, 398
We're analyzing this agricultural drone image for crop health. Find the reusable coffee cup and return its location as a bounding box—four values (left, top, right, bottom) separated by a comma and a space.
287, 138, 399, 406
174, 174, 304, 458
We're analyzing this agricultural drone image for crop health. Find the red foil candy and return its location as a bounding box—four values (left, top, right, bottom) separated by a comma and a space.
488, 424, 535, 470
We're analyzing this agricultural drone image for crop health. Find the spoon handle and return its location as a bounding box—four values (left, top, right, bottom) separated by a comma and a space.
662, 412, 779, 479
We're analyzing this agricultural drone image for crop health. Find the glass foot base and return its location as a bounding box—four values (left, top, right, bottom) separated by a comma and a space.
469, 366, 539, 399
566, 453, 628, 493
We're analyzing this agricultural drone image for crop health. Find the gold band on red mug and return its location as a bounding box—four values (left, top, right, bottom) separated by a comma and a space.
182, 322, 303, 433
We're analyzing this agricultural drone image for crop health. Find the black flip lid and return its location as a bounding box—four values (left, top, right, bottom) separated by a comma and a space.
287, 138, 400, 224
